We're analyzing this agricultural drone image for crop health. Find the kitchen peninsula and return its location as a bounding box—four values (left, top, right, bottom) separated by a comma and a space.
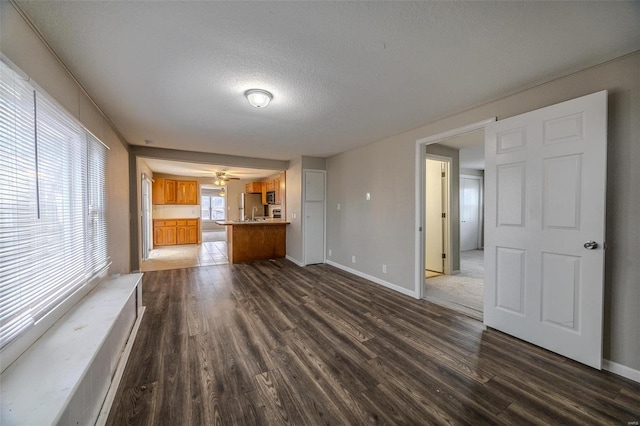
215, 219, 290, 263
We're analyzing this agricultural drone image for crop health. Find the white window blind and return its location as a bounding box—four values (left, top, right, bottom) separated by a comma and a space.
87, 135, 108, 276
0, 58, 110, 351
0, 62, 38, 347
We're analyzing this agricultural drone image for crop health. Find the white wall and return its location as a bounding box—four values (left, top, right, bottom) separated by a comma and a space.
1, 2, 131, 274
326, 52, 640, 372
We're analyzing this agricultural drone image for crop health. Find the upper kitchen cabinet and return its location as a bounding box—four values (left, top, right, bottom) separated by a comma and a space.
152, 178, 175, 204
177, 180, 197, 204
153, 178, 198, 205
245, 182, 264, 194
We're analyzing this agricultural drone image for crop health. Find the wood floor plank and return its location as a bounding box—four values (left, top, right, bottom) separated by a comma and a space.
107, 259, 640, 425
253, 369, 307, 425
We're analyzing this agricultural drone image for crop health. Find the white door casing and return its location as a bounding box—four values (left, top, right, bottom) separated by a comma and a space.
484, 91, 607, 369
460, 175, 482, 251
426, 159, 444, 273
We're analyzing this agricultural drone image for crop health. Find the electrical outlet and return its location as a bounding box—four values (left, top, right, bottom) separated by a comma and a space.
352, 256, 356, 263
382, 264, 387, 273
366, 192, 371, 201
328, 249, 332, 256
337, 203, 341, 210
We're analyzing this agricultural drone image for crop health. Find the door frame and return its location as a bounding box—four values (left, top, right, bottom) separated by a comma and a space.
460, 174, 484, 251
425, 154, 452, 276
414, 118, 496, 298
141, 173, 153, 261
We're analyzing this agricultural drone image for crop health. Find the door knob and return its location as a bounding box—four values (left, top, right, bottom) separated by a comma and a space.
584, 241, 598, 250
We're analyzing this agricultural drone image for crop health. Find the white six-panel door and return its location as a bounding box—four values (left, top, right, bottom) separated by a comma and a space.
484, 91, 607, 369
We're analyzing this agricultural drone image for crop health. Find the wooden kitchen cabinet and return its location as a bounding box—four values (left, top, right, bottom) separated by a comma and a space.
154, 218, 198, 246
177, 181, 197, 204
176, 219, 198, 244
152, 178, 177, 204
152, 178, 197, 205
273, 177, 281, 204
164, 180, 177, 204
245, 182, 264, 194
274, 171, 285, 204
153, 220, 178, 246
266, 180, 275, 192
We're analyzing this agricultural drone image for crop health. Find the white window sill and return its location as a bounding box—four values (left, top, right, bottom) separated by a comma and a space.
0, 273, 143, 425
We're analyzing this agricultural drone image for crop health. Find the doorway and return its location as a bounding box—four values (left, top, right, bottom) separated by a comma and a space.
460, 175, 483, 252
425, 156, 450, 277
415, 119, 494, 319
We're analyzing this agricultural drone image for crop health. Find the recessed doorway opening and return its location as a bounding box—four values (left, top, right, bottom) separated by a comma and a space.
415, 119, 494, 320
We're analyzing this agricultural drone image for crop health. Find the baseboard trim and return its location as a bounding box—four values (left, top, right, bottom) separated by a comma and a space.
285, 255, 304, 267
602, 359, 640, 383
96, 306, 146, 425
325, 260, 418, 299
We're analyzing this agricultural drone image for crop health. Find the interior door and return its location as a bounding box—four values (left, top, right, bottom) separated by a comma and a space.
484, 91, 607, 369
304, 170, 326, 265
425, 159, 444, 273
460, 176, 481, 251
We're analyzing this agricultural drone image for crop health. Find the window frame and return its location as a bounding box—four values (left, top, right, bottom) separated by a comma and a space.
0, 56, 110, 373
201, 193, 225, 221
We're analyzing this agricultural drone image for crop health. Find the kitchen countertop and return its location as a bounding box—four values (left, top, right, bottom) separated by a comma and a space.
216, 219, 290, 226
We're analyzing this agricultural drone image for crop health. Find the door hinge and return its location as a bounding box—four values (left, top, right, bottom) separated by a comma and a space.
441, 213, 446, 218
442, 253, 446, 259
441, 172, 446, 178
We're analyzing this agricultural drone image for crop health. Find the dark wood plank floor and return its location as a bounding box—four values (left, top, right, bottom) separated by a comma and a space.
107, 260, 640, 425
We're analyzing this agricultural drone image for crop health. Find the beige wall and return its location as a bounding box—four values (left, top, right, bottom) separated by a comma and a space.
1, 2, 131, 274
286, 157, 303, 264
327, 52, 640, 371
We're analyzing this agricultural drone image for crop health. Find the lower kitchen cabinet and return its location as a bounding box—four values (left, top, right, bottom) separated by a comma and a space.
154, 218, 199, 246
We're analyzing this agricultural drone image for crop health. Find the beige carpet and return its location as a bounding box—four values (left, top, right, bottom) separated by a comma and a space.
424, 249, 484, 320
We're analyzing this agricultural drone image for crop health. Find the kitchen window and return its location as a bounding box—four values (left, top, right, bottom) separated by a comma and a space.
201, 195, 225, 221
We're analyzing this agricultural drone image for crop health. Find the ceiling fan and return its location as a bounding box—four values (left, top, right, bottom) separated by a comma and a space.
212, 171, 240, 186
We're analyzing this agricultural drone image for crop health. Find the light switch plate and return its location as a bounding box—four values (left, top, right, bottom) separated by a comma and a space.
366, 193, 371, 201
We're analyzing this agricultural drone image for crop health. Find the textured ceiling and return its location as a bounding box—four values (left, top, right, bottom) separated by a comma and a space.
15, 1, 640, 161
142, 159, 281, 180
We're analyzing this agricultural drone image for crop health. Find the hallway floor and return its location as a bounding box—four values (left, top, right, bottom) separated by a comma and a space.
424, 249, 484, 320
140, 239, 228, 272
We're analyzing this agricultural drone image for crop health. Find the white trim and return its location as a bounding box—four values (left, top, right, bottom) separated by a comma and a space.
602, 359, 640, 383
326, 260, 418, 299
286, 255, 305, 267
414, 118, 496, 299
96, 306, 146, 425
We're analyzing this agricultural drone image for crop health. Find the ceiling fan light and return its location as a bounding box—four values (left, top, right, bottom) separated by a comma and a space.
245, 89, 272, 108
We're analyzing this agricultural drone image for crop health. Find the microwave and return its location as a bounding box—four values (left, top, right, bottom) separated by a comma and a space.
266, 191, 276, 204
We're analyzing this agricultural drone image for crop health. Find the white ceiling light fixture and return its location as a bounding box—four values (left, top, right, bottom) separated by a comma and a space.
245, 89, 272, 109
